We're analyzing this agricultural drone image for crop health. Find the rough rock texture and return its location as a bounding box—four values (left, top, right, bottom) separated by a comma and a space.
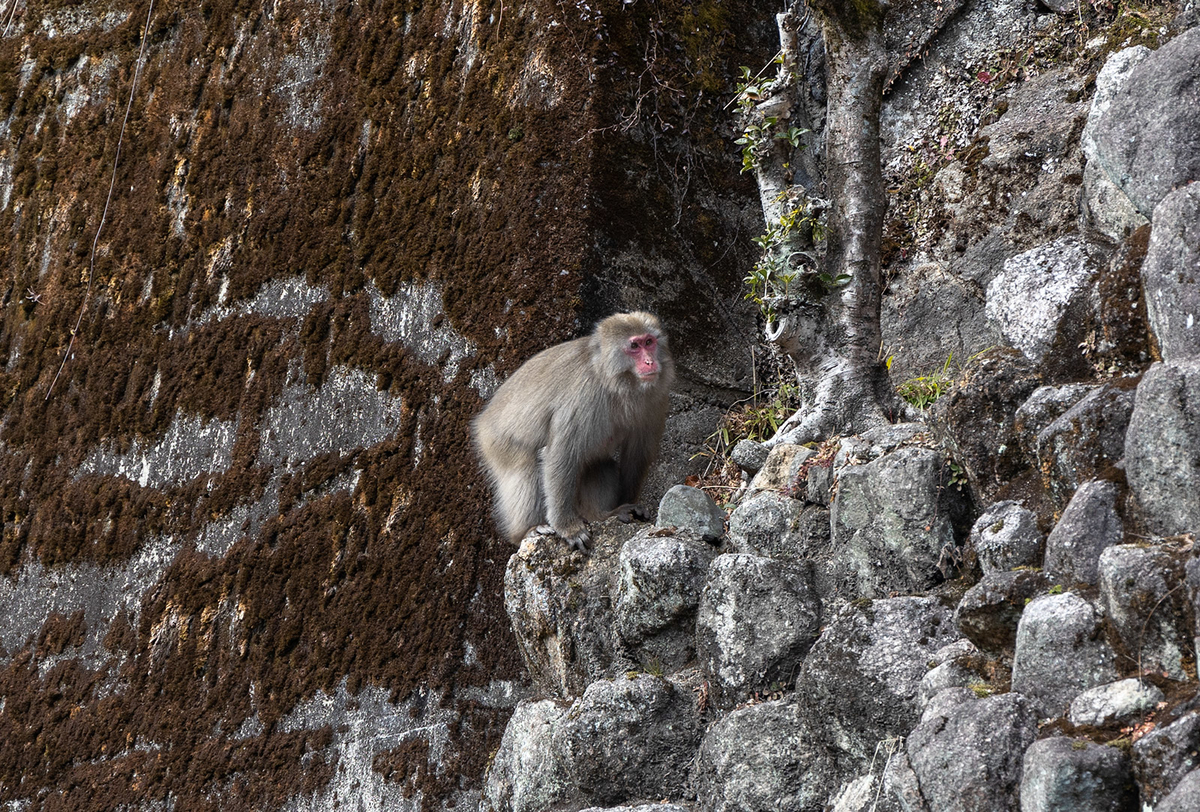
1069, 678, 1166, 728
1098, 544, 1194, 681
485, 700, 573, 812
614, 532, 718, 670
504, 524, 639, 698
1081, 45, 1152, 241
696, 553, 820, 705
1012, 592, 1119, 718
552, 674, 701, 808
798, 598, 960, 772
1133, 710, 1200, 807
1019, 737, 1137, 812
655, 485, 727, 542
1140, 183, 1200, 362
1036, 380, 1138, 508
728, 491, 818, 561
693, 699, 824, 812
1013, 384, 1095, 460
731, 439, 770, 474
748, 444, 815, 493
931, 348, 1043, 504
1158, 767, 1200, 812
830, 447, 965, 600
1125, 360, 1200, 535
1090, 26, 1200, 218
1043, 480, 1124, 587
969, 501, 1042, 575
955, 569, 1050, 654
985, 236, 1105, 374
907, 692, 1039, 812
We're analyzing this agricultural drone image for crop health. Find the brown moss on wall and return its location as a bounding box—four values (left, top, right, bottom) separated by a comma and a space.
0, 0, 773, 808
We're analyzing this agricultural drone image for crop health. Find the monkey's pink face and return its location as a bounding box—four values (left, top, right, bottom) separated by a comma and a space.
625, 333, 661, 381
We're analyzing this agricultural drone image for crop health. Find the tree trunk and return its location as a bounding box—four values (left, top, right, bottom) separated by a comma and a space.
764, 0, 898, 445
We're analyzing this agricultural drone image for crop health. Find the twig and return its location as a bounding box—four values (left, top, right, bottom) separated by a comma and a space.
45, 0, 156, 401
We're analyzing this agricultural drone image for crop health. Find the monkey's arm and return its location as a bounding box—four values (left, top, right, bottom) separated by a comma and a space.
541, 433, 591, 551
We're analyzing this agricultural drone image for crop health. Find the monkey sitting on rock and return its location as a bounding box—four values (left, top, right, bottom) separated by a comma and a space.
472, 312, 674, 551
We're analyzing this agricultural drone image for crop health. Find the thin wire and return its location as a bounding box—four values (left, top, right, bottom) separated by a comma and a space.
2, 0, 21, 38
45, 0, 156, 401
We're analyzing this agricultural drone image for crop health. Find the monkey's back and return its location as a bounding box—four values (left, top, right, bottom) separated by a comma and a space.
472, 336, 594, 456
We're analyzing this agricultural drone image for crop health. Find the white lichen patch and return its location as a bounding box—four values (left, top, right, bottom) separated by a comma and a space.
366, 279, 476, 384
78, 411, 237, 489
0, 535, 180, 664
258, 365, 405, 472
37, 7, 130, 39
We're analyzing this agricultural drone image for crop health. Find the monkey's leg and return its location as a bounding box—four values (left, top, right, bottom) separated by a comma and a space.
541, 442, 590, 551
493, 451, 545, 542
578, 458, 621, 522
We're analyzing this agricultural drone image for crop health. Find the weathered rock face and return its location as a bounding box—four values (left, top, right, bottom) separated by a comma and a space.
694, 699, 825, 812
696, 553, 820, 705
931, 348, 1042, 505
1019, 737, 1137, 812
1090, 26, 1200, 218
1125, 359, 1200, 535
1043, 479, 1123, 587
830, 446, 965, 599
1140, 183, 1200, 361
798, 598, 960, 770
907, 692, 1038, 812
0, 2, 775, 806
1011, 592, 1119, 718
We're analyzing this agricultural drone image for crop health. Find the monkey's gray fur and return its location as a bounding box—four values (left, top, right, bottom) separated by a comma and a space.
472, 312, 674, 551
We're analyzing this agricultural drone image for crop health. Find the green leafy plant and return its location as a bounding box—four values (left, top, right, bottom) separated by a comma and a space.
896, 354, 955, 410
742, 201, 831, 320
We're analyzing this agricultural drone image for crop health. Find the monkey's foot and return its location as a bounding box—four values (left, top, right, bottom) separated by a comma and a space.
611, 503, 650, 523
534, 524, 591, 552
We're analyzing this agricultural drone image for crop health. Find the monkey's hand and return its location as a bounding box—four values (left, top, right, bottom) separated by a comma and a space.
611, 503, 650, 524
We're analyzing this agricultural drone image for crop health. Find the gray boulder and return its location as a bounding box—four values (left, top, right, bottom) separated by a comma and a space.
1081, 45, 1152, 241
985, 236, 1105, 372
1132, 710, 1200, 807
955, 569, 1049, 654
930, 348, 1042, 504
1043, 480, 1123, 587
730, 438, 769, 474
504, 526, 633, 698
1089, 27, 1200, 219
830, 446, 963, 599
728, 491, 829, 563
1125, 359, 1200, 535
613, 532, 718, 670
798, 597, 960, 768
1036, 381, 1137, 508
1068, 678, 1166, 728
581, 806, 694, 812
694, 698, 829, 812
1011, 592, 1119, 718
484, 699, 573, 812
907, 692, 1038, 812
656, 485, 726, 541
970, 501, 1042, 575
748, 443, 814, 493
552, 674, 701, 808
1013, 383, 1095, 460
1158, 768, 1200, 812
1019, 737, 1137, 812
1141, 183, 1200, 361
1098, 544, 1193, 681
696, 553, 820, 705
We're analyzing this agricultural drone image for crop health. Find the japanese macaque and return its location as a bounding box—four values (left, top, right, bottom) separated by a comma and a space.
473, 312, 674, 551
